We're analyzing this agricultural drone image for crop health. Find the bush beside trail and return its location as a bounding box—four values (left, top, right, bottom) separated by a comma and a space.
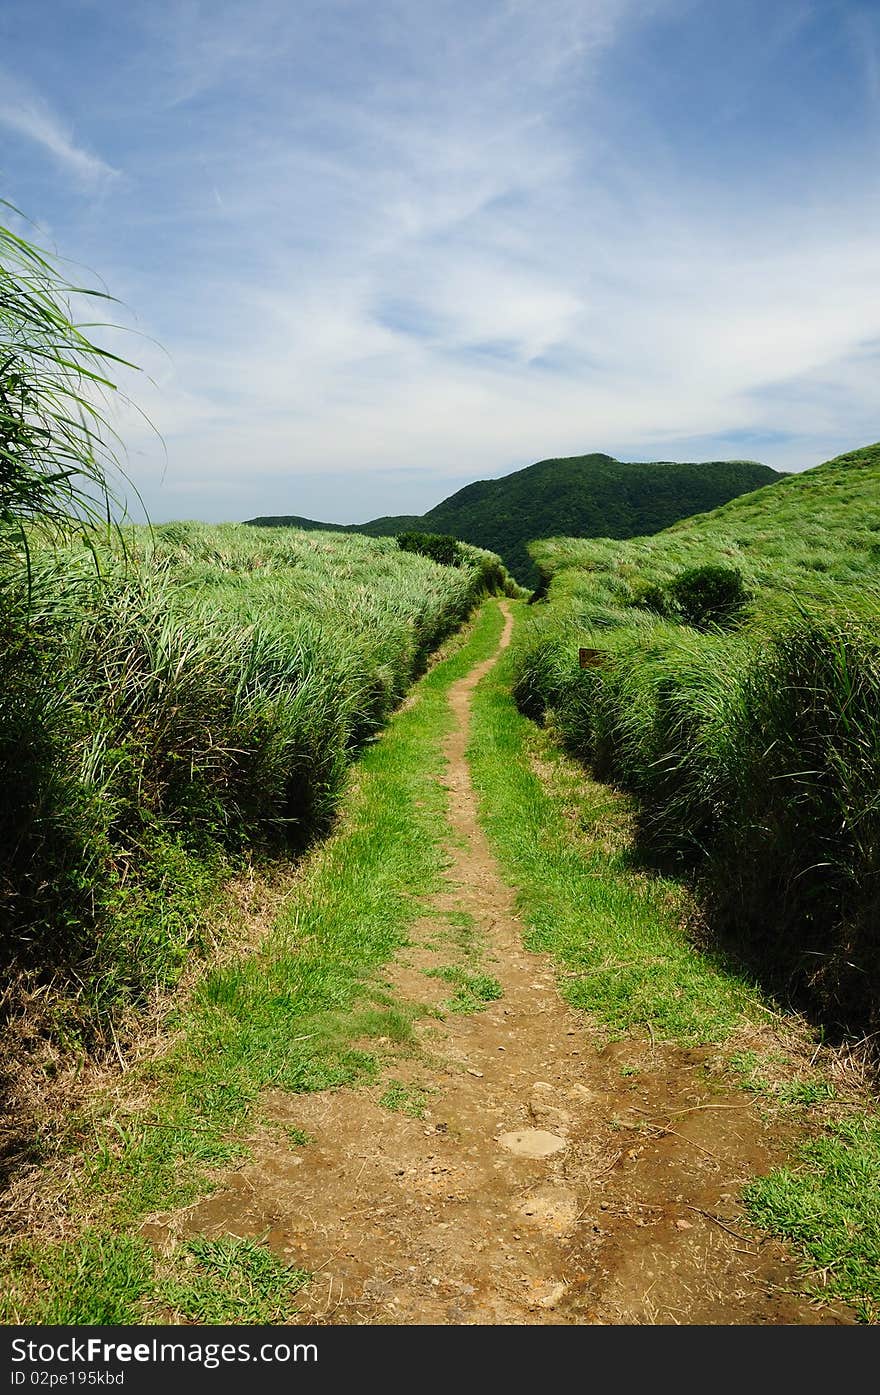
396, 530, 465, 568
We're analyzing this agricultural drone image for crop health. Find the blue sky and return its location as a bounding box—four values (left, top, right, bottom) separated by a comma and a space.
1, 0, 878, 522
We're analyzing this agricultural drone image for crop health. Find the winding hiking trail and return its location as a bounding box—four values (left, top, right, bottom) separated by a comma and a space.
149, 601, 850, 1325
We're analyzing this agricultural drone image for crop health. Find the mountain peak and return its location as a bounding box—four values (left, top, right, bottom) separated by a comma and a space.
246, 452, 782, 584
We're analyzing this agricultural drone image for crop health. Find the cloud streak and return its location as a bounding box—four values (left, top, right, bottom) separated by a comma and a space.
0, 73, 118, 184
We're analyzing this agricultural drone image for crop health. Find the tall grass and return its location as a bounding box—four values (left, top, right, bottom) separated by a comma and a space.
1, 204, 135, 541
0, 522, 512, 1044
513, 444, 880, 1036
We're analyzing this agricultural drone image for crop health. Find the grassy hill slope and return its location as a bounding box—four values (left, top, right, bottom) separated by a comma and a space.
532, 442, 879, 600
513, 442, 880, 1034
246, 453, 781, 585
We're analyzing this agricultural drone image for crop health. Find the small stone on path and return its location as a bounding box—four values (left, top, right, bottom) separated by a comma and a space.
526, 1279, 567, 1309
497, 1129, 567, 1159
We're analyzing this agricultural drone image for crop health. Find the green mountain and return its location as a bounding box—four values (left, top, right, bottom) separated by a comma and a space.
245, 453, 782, 585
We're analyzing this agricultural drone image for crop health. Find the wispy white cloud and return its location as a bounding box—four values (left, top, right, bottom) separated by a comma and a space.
0, 73, 118, 184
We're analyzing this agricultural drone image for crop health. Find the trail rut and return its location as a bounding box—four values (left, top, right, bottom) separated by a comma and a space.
144, 601, 850, 1325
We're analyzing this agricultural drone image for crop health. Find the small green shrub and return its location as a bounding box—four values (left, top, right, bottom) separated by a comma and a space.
397, 531, 464, 567
631, 581, 669, 616
667, 564, 749, 628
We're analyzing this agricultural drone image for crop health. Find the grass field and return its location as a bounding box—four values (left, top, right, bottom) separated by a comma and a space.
6, 589, 880, 1323
0, 523, 514, 1053
512, 442, 880, 1038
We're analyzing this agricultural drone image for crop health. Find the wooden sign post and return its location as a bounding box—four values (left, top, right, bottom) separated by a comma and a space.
579, 647, 605, 669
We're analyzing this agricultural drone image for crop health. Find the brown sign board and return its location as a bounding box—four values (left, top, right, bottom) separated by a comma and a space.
579, 647, 606, 669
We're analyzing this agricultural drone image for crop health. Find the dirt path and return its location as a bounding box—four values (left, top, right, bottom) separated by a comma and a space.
151, 601, 849, 1324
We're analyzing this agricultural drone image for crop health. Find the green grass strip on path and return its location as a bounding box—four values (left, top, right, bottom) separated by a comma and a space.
743, 1118, 880, 1323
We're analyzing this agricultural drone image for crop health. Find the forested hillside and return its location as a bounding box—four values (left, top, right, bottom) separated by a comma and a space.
246, 453, 781, 585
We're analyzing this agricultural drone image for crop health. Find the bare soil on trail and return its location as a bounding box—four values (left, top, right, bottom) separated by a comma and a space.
144, 602, 851, 1325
